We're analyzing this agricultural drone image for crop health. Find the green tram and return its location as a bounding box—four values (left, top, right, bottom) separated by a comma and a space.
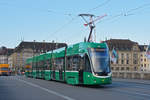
25, 42, 112, 85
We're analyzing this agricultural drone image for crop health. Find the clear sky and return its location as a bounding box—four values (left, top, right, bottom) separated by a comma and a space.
0, 0, 150, 48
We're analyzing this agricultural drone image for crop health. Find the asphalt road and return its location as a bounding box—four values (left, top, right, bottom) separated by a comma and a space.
0, 76, 150, 100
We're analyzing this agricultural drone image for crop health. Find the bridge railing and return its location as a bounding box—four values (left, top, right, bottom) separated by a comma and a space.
112, 71, 150, 80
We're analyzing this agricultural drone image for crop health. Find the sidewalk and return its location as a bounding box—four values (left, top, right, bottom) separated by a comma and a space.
112, 78, 150, 85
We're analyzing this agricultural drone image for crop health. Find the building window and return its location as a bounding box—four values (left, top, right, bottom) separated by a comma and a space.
141, 69, 143, 71
144, 58, 146, 62
121, 53, 124, 59
111, 61, 113, 64
144, 64, 146, 67
133, 53, 137, 58
126, 67, 129, 71
133, 53, 138, 64
116, 59, 118, 64
126, 60, 129, 64
116, 67, 119, 71
121, 67, 124, 71
141, 64, 143, 67
141, 59, 143, 62
133, 60, 137, 64
134, 67, 137, 71
126, 53, 129, 64
121, 60, 124, 64
126, 53, 129, 59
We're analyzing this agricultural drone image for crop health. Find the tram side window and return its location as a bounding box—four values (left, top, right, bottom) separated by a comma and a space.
36, 61, 39, 70
72, 55, 79, 71
41, 61, 44, 70
37, 62, 39, 70
38, 61, 42, 70
32, 62, 36, 70
52, 58, 55, 70
79, 56, 84, 71
43, 59, 47, 67
43, 60, 46, 70
59, 58, 64, 70
55, 58, 59, 70
84, 55, 91, 72
46, 59, 50, 70
55, 58, 64, 70
32, 63, 35, 70
66, 55, 79, 71
37, 61, 39, 69
32, 62, 34, 68
67, 56, 72, 71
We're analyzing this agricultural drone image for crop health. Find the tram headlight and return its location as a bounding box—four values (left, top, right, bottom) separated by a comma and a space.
95, 73, 98, 76
108, 72, 112, 76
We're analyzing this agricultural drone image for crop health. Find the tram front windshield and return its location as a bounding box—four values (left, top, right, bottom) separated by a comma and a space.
88, 48, 110, 74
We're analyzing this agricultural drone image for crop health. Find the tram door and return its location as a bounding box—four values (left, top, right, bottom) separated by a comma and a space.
58, 58, 64, 81
52, 70, 55, 79
59, 69, 63, 81
79, 57, 84, 84
79, 69, 83, 83
51, 58, 55, 80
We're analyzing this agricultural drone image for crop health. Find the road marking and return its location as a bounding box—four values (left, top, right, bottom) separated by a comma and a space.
17, 78, 75, 100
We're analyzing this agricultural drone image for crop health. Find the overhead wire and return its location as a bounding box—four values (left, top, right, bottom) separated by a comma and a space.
52, 16, 79, 35
127, 3, 150, 14
87, 0, 111, 13
79, 0, 111, 42
96, 2, 150, 24
46, 9, 79, 41
91, 2, 150, 43
47, 9, 76, 17
48, 0, 111, 39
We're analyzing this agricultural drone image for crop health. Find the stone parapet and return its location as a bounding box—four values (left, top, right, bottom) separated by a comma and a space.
112, 71, 150, 80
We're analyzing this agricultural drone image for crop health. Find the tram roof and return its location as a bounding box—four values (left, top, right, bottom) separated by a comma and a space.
26, 42, 107, 62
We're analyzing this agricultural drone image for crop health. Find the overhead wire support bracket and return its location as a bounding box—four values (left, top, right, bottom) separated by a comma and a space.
79, 14, 95, 42
79, 13, 107, 42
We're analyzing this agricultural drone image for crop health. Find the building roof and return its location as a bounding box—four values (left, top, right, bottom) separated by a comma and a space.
0, 46, 7, 55
14, 41, 67, 53
0, 47, 14, 56
104, 39, 138, 51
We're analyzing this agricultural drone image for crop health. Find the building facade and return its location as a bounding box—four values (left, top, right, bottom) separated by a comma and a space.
0, 46, 14, 64
105, 39, 141, 72
8, 41, 67, 72
139, 45, 150, 72
103, 39, 150, 79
